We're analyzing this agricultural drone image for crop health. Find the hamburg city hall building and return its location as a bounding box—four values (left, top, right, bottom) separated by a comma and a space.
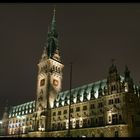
0, 9, 140, 137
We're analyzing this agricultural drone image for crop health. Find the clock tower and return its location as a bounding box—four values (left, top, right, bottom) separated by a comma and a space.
35, 9, 64, 131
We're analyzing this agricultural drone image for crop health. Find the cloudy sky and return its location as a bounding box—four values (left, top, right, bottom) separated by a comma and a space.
0, 3, 140, 117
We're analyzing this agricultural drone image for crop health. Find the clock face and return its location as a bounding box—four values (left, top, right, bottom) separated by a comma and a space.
53, 79, 59, 86
40, 79, 45, 86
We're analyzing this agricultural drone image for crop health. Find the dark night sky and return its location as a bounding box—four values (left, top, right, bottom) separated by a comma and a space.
0, 3, 140, 117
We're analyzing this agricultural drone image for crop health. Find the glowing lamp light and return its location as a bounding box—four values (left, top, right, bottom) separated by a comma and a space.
95, 90, 98, 98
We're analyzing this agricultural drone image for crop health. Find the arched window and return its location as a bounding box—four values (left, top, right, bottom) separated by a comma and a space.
83, 91, 88, 101
58, 67, 60, 73
77, 92, 81, 103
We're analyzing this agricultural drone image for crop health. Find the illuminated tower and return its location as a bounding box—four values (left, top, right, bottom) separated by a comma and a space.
36, 9, 64, 131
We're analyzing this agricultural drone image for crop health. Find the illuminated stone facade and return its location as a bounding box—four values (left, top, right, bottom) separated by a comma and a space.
1, 9, 140, 137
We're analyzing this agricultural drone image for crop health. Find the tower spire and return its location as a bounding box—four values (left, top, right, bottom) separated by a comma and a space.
41, 46, 48, 59
109, 58, 117, 74
46, 8, 60, 60
124, 65, 132, 82
51, 8, 58, 38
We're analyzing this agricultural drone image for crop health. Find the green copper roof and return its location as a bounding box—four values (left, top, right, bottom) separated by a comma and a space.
53, 79, 107, 108
9, 100, 35, 118
58, 79, 107, 100
52, 75, 132, 108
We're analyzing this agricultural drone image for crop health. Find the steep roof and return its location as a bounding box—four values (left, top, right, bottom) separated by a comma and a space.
53, 76, 126, 108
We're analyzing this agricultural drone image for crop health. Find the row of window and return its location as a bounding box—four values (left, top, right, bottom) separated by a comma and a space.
53, 105, 87, 116
51, 114, 123, 131
52, 117, 104, 130
51, 65, 61, 74
12, 103, 35, 113
109, 114, 123, 124
108, 98, 120, 105
10, 109, 35, 118
53, 103, 104, 116
9, 117, 32, 124
9, 126, 32, 135
9, 121, 32, 128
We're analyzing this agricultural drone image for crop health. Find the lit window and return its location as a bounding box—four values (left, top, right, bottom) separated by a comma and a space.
66, 120, 69, 129
72, 119, 76, 128
29, 109, 32, 113
29, 104, 32, 108
79, 118, 83, 128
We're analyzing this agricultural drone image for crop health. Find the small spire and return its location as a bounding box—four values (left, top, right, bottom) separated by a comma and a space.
124, 65, 131, 81
125, 65, 129, 72
111, 58, 115, 65
41, 46, 48, 59
50, 8, 58, 39
109, 58, 117, 73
